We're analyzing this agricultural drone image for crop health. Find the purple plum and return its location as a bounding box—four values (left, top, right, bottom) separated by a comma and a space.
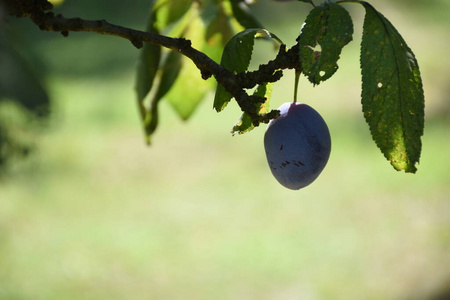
264, 102, 331, 190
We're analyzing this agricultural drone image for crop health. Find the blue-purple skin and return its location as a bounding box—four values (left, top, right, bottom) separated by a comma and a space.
264, 102, 331, 190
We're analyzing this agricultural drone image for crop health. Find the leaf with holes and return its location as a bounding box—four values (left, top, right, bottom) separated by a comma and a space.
360, 2, 424, 173
297, 1, 353, 84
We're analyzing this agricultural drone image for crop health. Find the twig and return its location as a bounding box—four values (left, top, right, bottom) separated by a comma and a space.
6, 0, 300, 124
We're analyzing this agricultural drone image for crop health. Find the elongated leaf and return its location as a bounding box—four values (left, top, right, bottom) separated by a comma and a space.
230, 1, 264, 30
136, 0, 193, 104
230, 2, 282, 47
164, 14, 213, 120
204, 0, 235, 48
135, 46, 161, 105
141, 49, 183, 143
135, 17, 161, 143
298, 1, 353, 84
213, 29, 279, 112
136, 0, 195, 142
141, 50, 182, 142
360, 3, 424, 173
155, 51, 183, 102
165, 41, 213, 120
232, 82, 273, 135
0, 36, 50, 117
153, 0, 193, 31
166, 58, 213, 120
135, 10, 161, 111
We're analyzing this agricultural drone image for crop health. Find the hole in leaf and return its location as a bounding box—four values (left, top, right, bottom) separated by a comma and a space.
308, 43, 322, 53
377, 82, 383, 88
319, 71, 326, 77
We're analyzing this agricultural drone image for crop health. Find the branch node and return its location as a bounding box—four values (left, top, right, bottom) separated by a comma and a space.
176, 38, 191, 51
201, 70, 213, 80
96, 19, 107, 28
249, 95, 266, 104
131, 38, 144, 49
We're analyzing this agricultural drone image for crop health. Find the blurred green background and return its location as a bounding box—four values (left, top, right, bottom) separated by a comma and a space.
1, 0, 450, 299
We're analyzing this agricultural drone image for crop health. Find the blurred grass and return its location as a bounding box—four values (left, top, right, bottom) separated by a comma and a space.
1, 0, 450, 299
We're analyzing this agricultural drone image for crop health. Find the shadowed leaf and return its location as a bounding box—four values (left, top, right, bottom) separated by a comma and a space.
360, 2, 424, 173
230, 1, 264, 30
214, 28, 280, 112
204, 0, 235, 48
232, 82, 273, 135
142, 50, 182, 143
0, 36, 50, 117
153, 0, 193, 31
135, 0, 194, 142
135, 9, 161, 117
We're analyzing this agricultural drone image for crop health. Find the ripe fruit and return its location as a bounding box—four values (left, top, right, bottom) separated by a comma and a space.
264, 102, 331, 190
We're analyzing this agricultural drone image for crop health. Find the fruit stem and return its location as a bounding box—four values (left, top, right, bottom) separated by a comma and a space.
293, 69, 301, 103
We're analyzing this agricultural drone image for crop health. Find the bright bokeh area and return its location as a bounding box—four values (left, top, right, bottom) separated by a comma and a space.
1, 1, 449, 299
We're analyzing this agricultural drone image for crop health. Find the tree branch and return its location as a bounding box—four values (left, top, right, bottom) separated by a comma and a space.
6, 0, 301, 125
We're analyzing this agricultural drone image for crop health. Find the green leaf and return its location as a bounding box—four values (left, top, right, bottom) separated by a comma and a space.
135, 43, 161, 105
155, 51, 183, 102
204, 0, 235, 48
0, 35, 50, 117
213, 28, 279, 112
135, 0, 195, 142
165, 58, 212, 120
230, 1, 264, 30
153, 0, 193, 31
165, 14, 213, 120
136, 37, 161, 142
231, 82, 273, 135
140, 50, 181, 144
135, 10, 161, 113
136, 0, 194, 104
360, 2, 424, 173
298, 1, 353, 84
